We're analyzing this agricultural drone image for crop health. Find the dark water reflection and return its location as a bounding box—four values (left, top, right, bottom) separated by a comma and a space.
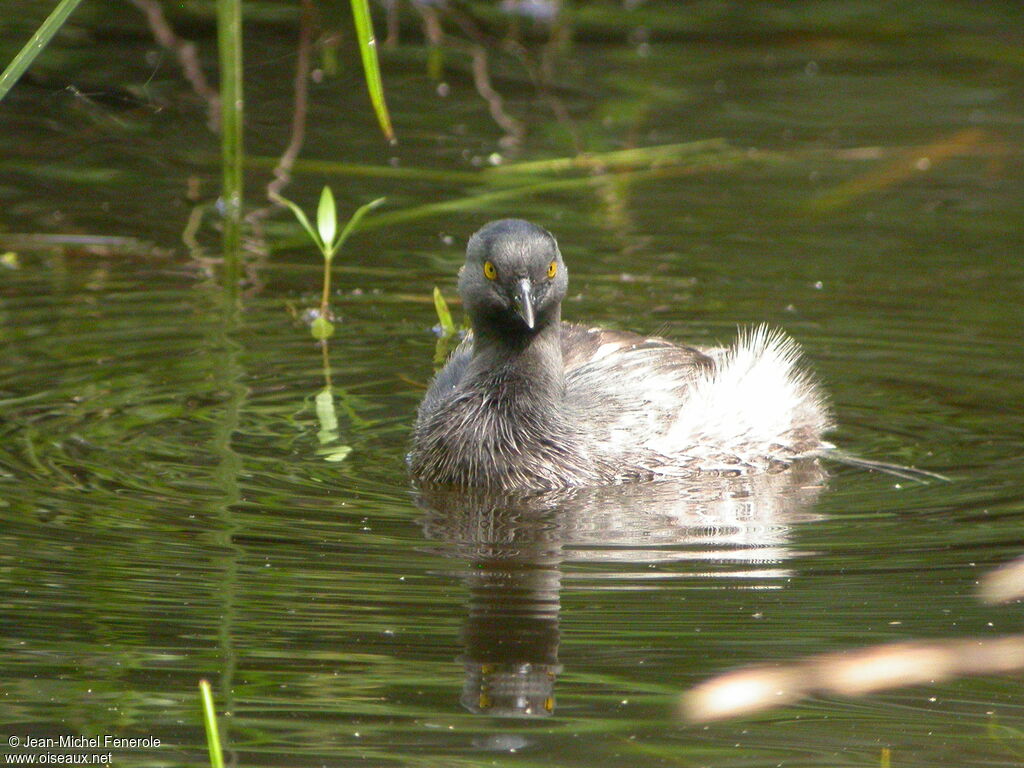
418, 463, 826, 717
2, 3, 1024, 767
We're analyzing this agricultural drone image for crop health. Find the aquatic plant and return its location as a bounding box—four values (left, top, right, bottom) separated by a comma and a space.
432, 285, 456, 338
0, 0, 87, 101
1, 0, 395, 287
350, 0, 395, 143
273, 187, 385, 339
199, 680, 225, 768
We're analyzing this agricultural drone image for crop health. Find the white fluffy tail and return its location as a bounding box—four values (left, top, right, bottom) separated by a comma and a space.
654, 325, 831, 459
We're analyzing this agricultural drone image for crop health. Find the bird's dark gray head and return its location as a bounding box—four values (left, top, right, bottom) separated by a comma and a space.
459, 219, 568, 336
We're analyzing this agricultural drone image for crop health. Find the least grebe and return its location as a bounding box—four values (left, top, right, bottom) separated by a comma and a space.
409, 219, 831, 490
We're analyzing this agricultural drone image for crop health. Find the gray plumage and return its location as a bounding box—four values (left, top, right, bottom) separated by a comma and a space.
409, 219, 831, 491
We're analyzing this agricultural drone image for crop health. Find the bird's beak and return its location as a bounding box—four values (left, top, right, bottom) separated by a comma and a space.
513, 277, 535, 329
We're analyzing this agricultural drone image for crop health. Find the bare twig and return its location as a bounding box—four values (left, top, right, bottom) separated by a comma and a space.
247, 0, 315, 233
418, 3, 526, 149
503, 36, 582, 155
265, 0, 315, 202
384, 0, 400, 48
470, 45, 525, 148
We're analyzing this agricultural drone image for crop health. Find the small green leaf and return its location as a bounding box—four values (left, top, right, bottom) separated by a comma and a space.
432, 286, 455, 336
317, 186, 338, 250
311, 316, 335, 340
271, 191, 325, 254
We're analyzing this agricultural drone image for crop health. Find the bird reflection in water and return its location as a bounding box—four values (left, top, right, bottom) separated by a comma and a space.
415, 460, 828, 717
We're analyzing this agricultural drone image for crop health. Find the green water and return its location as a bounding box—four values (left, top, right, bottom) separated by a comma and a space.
2, 3, 1024, 766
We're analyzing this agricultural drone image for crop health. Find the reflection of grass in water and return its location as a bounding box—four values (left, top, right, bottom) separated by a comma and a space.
807, 128, 990, 214
265, 141, 772, 245
246, 139, 752, 186
987, 716, 1024, 761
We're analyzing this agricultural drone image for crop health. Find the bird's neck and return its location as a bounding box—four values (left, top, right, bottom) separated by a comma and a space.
468, 313, 564, 397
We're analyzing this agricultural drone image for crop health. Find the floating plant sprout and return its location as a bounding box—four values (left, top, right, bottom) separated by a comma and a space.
273, 187, 384, 340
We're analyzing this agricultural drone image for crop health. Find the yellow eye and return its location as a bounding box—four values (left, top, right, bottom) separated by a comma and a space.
483, 261, 497, 280
547, 260, 558, 278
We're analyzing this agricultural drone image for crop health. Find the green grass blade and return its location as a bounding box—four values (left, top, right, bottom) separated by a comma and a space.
349, 0, 395, 143
354, 147, 770, 232
330, 196, 386, 259
199, 680, 225, 768
484, 139, 732, 176
217, 0, 244, 285
0, 0, 88, 102
356, 173, 650, 231
243, 156, 492, 184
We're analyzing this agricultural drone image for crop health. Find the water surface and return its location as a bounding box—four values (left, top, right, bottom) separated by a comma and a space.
2, 4, 1024, 766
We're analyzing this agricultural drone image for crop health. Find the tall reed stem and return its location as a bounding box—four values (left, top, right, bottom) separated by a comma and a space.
217, 0, 244, 288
